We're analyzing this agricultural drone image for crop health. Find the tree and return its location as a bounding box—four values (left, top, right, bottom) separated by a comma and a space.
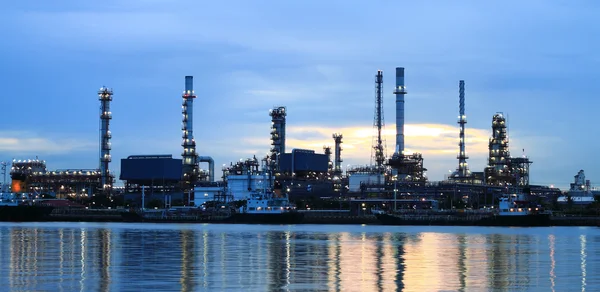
566, 194, 574, 209
147, 199, 163, 209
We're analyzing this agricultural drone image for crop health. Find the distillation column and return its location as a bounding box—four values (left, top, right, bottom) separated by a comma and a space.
457, 80, 470, 178
269, 106, 287, 171
484, 113, 510, 185
333, 133, 343, 175
182, 76, 199, 186
323, 146, 333, 174
98, 87, 113, 193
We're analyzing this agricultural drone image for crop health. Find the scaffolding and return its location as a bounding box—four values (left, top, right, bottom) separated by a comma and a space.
484, 113, 532, 186
388, 153, 427, 183
371, 70, 387, 173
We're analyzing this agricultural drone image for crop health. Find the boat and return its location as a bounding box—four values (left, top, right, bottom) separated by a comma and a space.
556, 170, 600, 205
376, 193, 551, 227
121, 206, 233, 223
479, 193, 551, 227
228, 192, 304, 224
0, 192, 55, 222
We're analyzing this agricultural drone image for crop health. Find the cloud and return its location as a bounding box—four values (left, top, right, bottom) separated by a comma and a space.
240, 123, 490, 160
224, 66, 363, 110
231, 122, 564, 181
0, 131, 96, 154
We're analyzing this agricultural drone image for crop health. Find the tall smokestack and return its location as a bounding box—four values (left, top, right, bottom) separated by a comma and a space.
393, 67, 407, 155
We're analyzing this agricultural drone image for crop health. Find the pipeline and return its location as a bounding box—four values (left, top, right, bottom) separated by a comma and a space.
198, 156, 214, 182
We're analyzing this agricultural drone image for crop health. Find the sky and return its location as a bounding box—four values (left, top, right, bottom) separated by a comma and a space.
0, 0, 598, 190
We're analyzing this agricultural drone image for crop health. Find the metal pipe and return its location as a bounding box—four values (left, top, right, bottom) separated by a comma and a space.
141, 185, 145, 210
198, 156, 215, 182
291, 148, 300, 178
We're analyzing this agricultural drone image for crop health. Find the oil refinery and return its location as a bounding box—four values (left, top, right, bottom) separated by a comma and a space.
3, 68, 577, 212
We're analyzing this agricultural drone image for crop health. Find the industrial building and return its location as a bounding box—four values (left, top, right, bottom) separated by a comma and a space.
8, 87, 116, 200
221, 157, 268, 201
320, 67, 558, 211
9, 159, 100, 199
279, 149, 329, 175
119, 76, 216, 207
120, 155, 182, 188
210, 66, 561, 210
557, 170, 600, 205
119, 155, 185, 207
2, 66, 568, 210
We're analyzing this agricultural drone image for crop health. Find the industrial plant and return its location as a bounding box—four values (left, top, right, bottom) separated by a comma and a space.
3, 67, 573, 211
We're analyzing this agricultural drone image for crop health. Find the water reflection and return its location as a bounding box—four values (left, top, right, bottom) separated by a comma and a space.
0, 223, 599, 291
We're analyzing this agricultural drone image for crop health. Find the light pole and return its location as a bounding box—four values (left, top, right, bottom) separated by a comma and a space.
394, 175, 398, 211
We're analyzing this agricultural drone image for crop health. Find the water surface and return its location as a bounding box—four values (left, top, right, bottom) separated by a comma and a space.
0, 222, 598, 291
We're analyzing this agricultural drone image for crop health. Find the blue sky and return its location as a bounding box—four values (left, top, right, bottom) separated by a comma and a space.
0, 0, 598, 189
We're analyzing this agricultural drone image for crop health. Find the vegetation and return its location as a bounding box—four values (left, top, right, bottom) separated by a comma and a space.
293, 197, 349, 210
146, 199, 163, 209
558, 195, 600, 216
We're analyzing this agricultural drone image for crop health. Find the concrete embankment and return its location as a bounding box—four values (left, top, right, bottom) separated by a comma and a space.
44, 208, 600, 227
550, 216, 600, 227
49, 209, 125, 222
301, 212, 379, 225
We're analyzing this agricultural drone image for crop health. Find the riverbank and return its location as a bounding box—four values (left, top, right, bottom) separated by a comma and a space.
39, 209, 600, 227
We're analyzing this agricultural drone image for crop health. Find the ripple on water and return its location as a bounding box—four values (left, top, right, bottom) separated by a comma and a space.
0, 223, 598, 291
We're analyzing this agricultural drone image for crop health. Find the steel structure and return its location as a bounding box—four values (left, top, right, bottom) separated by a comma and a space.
484, 113, 511, 185
509, 156, 532, 186
10, 159, 101, 198
1, 161, 7, 192
450, 80, 472, 181
371, 70, 386, 173
198, 156, 215, 182
269, 106, 287, 171
323, 146, 333, 174
98, 86, 113, 193
333, 133, 343, 175
182, 76, 199, 186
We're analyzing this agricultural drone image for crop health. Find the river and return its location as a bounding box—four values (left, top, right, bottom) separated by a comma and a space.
0, 222, 598, 291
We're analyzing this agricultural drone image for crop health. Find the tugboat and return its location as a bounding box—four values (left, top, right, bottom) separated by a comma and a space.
0, 192, 55, 222
229, 190, 304, 224
480, 193, 551, 227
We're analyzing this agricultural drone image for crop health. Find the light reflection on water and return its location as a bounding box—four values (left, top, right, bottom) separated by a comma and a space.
0, 223, 599, 291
